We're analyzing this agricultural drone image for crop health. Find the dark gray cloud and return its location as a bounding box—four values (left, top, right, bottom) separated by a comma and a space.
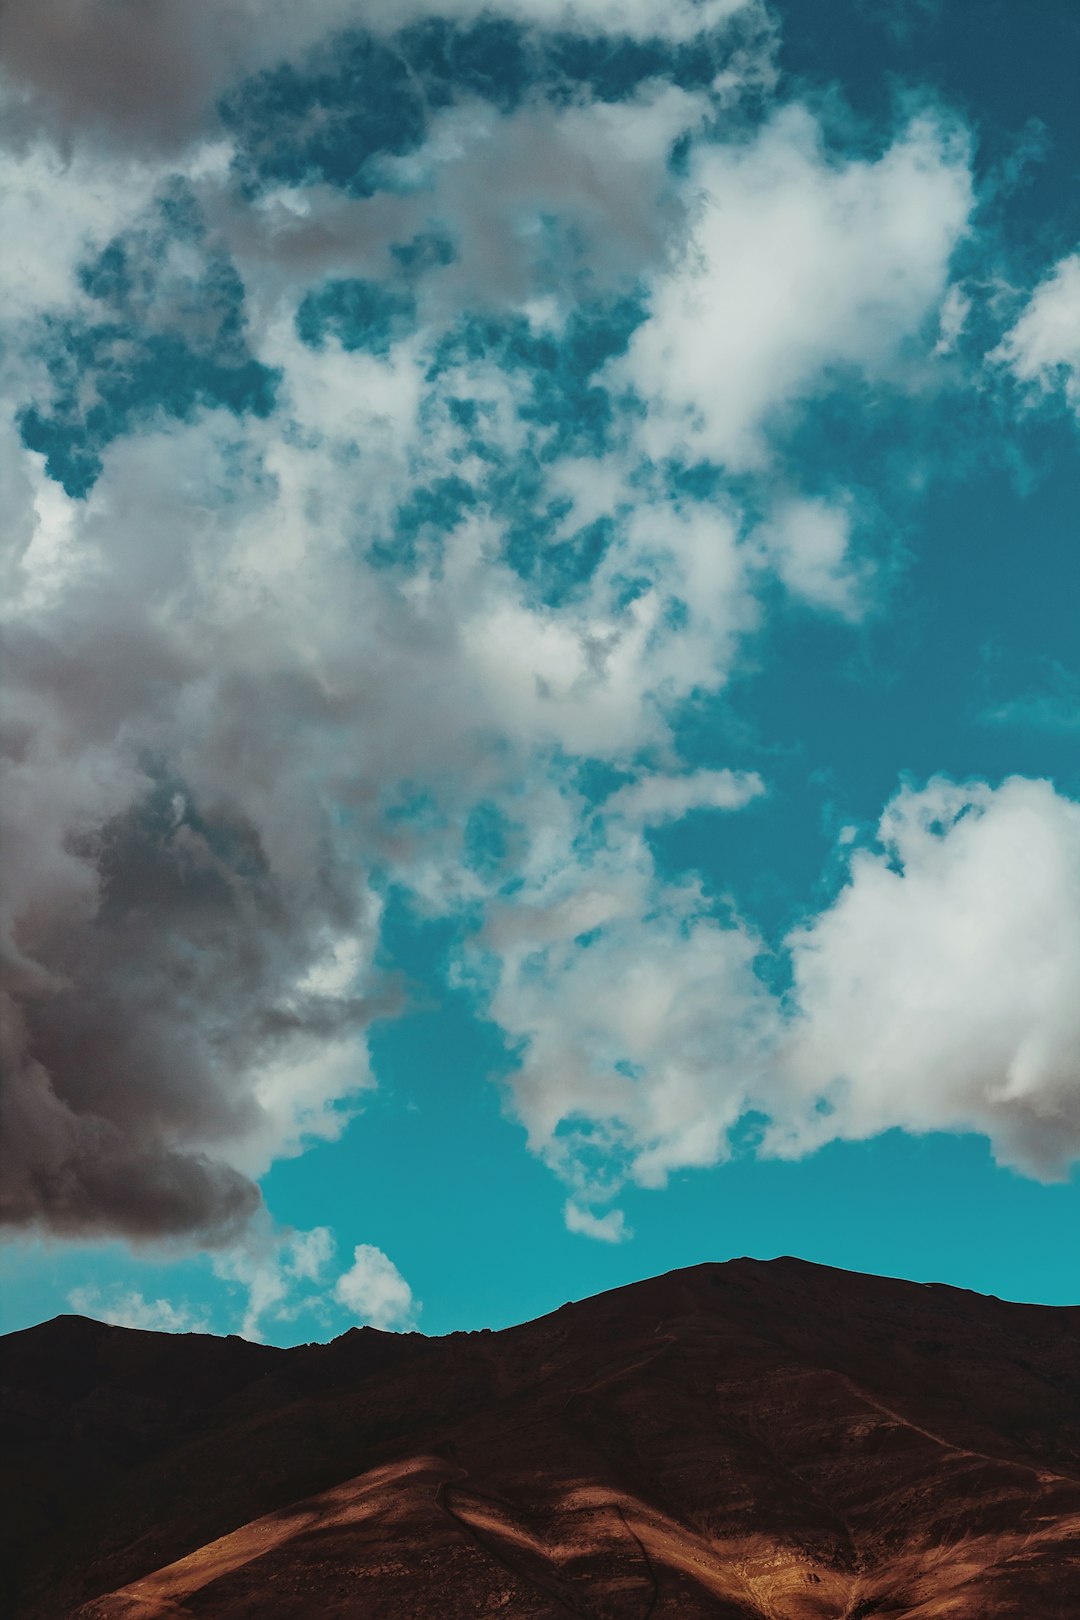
1, 0, 243, 150
0, 0, 366, 150
1, 751, 383, 1242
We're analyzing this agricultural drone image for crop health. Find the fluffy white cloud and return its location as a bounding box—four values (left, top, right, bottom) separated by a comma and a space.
66, 1286, 212, 1334
492, 885, 772, 1200
612, 106, 973, 466
994, 252, 1080, 417
334, 1244, 418, 1330
779, 777, 1080, 1176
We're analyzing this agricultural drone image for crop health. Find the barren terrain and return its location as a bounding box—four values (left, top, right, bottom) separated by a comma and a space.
4, 1257, 1079, 1617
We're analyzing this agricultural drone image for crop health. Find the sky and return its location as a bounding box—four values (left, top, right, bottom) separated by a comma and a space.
1, 0, 1078, 1346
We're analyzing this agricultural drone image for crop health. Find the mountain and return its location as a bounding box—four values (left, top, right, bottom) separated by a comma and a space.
3, 1257, 1079, 1617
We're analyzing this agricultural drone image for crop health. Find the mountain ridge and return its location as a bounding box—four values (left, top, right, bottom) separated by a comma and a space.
5, 1256, 1080, 1617
23, 1249, 1077, 1346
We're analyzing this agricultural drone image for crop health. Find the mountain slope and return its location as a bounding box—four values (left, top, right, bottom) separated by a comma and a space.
4, 1257, 1080, 1617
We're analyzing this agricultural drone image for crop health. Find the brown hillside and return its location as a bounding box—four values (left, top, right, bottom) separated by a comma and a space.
4, 1257, 1079, 1617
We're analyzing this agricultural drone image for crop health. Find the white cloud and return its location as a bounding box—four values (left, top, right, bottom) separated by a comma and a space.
759, 498, 871, 619
779, 777, 1080, 1176
993, 252, 1080, 417
468, 774, 1080, 1233
612, 105, 973, 467
0, 142, 188, 326
496, 893, 772, 1192
605, 768, 765, 823
564, 1201, 631, 1242
66, 1286, 212, 1334
333, 1244, 418, 1330
932, 280, 971, 356
475, 804, 775, 1204
212, 1224, 336, 1340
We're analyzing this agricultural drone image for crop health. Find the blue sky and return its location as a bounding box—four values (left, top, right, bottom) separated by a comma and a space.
1, 0, 1078, 1344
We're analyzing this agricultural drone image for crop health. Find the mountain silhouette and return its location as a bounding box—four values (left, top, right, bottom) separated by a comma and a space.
4, 1257, 1079, 1617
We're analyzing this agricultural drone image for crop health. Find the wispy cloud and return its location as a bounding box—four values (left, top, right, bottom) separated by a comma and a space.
212, 1223, 337, 1340
992, 252, 1080, 418
66, 1285, 212, 1334
981, 663, 1080, 735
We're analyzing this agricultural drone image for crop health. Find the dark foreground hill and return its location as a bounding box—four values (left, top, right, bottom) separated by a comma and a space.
3, 1258, 1080, 1618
